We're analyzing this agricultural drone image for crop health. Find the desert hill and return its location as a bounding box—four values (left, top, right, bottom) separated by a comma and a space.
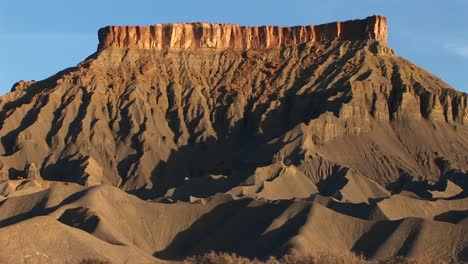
0, 15, 467, 263
0, 182, 467, 263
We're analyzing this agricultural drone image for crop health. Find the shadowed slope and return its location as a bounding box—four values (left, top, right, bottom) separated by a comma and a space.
0, 183, 466, 262
0, 33, 466, 197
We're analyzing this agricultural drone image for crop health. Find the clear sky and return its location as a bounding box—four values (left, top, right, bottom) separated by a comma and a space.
1, 0, 467, 94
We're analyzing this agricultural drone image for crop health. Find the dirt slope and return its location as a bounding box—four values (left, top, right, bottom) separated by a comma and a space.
0, 184, 466, 262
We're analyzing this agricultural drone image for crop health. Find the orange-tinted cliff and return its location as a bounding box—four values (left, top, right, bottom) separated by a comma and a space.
97, 15, 387, 50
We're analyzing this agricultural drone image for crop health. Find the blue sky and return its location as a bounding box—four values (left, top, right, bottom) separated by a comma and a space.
1, 0, 467, 94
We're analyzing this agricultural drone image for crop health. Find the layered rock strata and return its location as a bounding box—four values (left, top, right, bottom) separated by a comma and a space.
98, 15, 387, 50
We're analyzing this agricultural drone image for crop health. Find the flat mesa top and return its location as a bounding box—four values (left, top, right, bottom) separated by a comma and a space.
97, 15, 387, 51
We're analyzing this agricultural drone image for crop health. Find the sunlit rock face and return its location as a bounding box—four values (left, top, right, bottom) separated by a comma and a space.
98, 15, 388, 50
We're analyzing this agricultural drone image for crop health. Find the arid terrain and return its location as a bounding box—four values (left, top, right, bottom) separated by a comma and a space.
0, 15, 467, 263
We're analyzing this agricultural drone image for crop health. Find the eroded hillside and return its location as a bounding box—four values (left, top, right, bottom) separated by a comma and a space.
0, 15, 467, 263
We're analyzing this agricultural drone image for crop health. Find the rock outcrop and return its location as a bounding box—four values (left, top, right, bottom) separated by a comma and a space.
0, 15, 466, 198
98, 15, 387, 50
25, 162, 42, 180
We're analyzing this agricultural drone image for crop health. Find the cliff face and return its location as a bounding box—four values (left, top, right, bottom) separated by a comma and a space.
98, 15, 387, 50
